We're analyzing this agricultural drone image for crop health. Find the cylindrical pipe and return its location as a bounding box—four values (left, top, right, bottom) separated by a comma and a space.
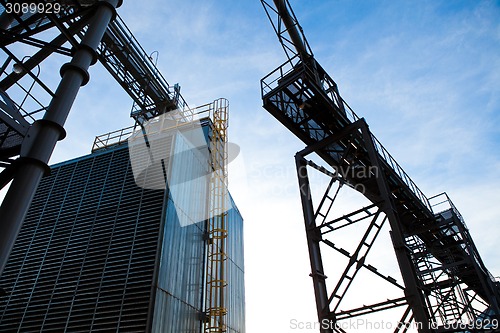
0, 10, 14, 30
0, 0, 121, 277
273, 0, 309, 58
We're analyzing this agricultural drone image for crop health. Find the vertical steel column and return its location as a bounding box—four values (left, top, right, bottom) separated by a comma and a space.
295, 155, 333, 333
0, 10, 14, 30
0, 0, 122, 277
358, 120, 432, 332
272, 0, 308, 58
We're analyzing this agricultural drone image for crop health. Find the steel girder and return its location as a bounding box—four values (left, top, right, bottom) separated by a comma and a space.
260, 0, 499, 331
0, 0, 122, 277
0, 0, 194, 276
293, 119, 499, 332
295, 119, 431, 332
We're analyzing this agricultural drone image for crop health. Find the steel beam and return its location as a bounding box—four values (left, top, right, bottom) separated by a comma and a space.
0, 0, 122, 277
296, 154, 333, 333
0, 10, 13, 30
261, 0, 499, 328
0, 16, 91, 91
271, 0, 309, 59
294, 118, 435, 331
357, 120, 432, 332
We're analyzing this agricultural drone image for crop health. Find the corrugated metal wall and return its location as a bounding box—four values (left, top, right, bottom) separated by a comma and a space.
0, 146, 164, 332
151, 196, 206, 332
225, 197, 246, 333
150, 127, 245, 332
151, 130, 208, 332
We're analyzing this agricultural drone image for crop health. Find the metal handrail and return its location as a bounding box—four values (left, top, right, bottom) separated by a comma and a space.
92, 125, 135, 152
261, 58, 433, 212
100, 13, 191, 121
429, 192, 500, 285
91, 102, 217, 153
370, 132, 432, 212
429, 192, 467, 228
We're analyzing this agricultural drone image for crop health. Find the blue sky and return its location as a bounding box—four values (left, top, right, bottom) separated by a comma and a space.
3, 0, 499, 331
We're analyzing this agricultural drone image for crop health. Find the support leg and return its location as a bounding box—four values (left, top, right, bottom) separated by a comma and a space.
296, 154, 333, 333
0, 0, 122, 277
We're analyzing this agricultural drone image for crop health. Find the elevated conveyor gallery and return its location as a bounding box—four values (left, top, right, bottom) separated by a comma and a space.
1, 0, 187, 165
260, 0, 499, 331
261, 58, 498, 304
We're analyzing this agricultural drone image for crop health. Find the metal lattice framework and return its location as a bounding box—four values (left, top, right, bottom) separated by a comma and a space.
261, 0, 500, 332
0, 2, 229, 332
0, 0, 190, 275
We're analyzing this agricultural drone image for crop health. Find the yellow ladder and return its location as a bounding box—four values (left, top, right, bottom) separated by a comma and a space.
204, 98, 229, 333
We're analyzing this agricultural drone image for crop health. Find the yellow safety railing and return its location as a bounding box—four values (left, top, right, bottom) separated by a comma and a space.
204, 98, 229, 333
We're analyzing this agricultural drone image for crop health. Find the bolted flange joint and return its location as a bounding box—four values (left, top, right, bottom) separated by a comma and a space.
60, 62, 90, 86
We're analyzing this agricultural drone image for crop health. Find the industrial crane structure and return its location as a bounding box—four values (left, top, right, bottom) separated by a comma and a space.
260, 0, 499, 332
0, 0, 499, 332
0, 1, 228, 332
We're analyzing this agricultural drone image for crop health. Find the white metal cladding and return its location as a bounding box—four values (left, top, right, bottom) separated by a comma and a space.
151, 129, 207, 332
224, 196, 246, 333
151, 129, 245, 333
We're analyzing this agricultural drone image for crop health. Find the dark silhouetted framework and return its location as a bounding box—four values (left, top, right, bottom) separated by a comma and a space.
260, 1, 500, 332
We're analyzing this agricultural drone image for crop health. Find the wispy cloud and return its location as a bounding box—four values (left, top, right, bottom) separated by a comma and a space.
32, 0, 500, 331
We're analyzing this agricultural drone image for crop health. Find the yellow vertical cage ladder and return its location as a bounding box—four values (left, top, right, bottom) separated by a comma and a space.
204, 98, 229, 333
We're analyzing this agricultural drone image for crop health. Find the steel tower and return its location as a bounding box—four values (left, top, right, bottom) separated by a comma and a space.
260, 1, 500, 332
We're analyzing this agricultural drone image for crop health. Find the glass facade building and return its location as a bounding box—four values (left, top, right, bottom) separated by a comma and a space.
0, 120, 245, 332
